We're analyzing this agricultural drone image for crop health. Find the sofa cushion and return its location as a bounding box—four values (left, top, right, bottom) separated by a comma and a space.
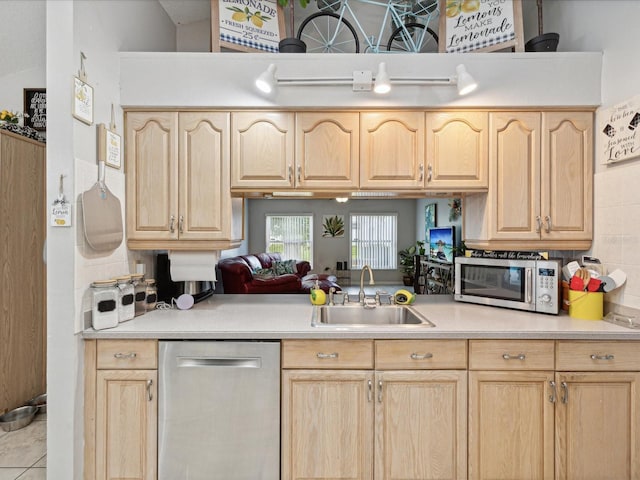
273, 259, 297, 275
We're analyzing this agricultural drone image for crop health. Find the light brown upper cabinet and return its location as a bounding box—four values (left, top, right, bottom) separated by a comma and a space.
231, 111, 295, 190
231, 111, 359, 191
425, 111, 488, 191
464, 111, 593, 250
126, 111, 242, 250
360, 111, 425, 189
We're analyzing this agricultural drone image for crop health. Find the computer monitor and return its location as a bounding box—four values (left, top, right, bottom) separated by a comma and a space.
428, 226, 455, 263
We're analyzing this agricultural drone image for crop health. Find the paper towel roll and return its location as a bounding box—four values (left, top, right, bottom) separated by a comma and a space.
168, 251, 219, 281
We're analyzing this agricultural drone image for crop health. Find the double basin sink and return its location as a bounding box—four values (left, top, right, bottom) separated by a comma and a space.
311, 304, 435, 327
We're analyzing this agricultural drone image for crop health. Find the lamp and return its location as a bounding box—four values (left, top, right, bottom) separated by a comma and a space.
455, 64, 478, 95
335, 197, 349, 203
255, 63, 477, 96
374, 62, 391, 94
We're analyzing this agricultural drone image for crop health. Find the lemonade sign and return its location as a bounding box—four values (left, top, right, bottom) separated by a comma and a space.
218, 0, 282, 52
440, 0, 523, 53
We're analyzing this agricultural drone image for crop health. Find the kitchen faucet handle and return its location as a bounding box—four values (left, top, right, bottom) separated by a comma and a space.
329, 287, 336, 306
375, 290, 393, 305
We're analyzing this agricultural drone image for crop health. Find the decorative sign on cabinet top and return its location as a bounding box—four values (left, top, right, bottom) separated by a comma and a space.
598, 94, 640, 165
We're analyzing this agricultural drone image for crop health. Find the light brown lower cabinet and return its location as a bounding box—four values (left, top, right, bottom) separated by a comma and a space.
281, 339, 468, 480
85, 340, 158, 480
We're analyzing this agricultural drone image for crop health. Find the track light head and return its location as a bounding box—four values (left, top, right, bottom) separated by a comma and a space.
255, 64, 277, 94
456, 64, 477, 95
374, 62, 391, 94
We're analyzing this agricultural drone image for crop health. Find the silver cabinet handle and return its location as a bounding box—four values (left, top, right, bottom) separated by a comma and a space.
545, 215, 552, 233
419, 163, 424, 182
316, 352, 339, 359
146, 379, 153, 402
535, 215, 542, 233
378, 380, 383, 403
114, 352, 137, 359
297, 165, 301, 183
427, 164, 432, 182
178, 215, 184, 234
591, 354, 615, 361
367, 380, 372, 402
169, 215, 175, 233
410, 352, 433, 360
502, 353, 526, 361
288, 164, 293, 182
561, 381, 569, 404
549, 381, 557, 403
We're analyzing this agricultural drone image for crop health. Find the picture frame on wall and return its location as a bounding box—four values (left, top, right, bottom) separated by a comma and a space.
211, 0, 285, 53
72, 76, 93, 125
425, 203, 437, 242
438, 0, 524, 53
23, 88, 46, 131
97, 123, 122, 169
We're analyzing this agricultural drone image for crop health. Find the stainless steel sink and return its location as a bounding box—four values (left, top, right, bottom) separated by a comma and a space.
311, 305, 435, 327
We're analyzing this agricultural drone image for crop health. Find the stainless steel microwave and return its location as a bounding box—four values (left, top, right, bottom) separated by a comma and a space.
454, 257, 562, 314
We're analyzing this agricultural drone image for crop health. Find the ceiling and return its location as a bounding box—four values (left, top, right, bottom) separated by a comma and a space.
158, 0, 211, 25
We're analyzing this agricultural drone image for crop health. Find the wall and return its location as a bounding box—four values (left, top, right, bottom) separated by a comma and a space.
248, 198, 416, 284
46, 2, 175, 478
415, 197, 463, 247
543, 1, 640, 311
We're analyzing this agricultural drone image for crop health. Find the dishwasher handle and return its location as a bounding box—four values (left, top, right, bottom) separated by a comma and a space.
177, 356, 262, 368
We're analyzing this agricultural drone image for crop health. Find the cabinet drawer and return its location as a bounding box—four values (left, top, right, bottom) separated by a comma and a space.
556, 341, 640, 371
375, 340, 467, 369
282, 340, 373, 369
469, 340, 554, 370
97, 339, 158, 369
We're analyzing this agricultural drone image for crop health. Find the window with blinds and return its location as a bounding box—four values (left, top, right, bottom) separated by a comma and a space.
350, 214, 398, 270
265, 214, 313, 263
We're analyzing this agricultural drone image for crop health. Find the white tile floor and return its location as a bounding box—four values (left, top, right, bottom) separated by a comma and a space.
0, 413, 46, 480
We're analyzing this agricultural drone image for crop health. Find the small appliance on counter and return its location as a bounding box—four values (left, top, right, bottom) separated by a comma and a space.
454, 254, 562, 314
156, 253, 214, 305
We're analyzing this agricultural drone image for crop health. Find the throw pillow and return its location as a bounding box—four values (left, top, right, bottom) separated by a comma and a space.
253, 267, 275, 279
273, 259, 296, 275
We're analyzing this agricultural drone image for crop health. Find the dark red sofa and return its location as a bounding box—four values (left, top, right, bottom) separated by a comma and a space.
217, 253, 311, 294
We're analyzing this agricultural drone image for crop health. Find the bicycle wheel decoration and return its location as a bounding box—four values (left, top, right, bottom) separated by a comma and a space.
297, 12, 360, 53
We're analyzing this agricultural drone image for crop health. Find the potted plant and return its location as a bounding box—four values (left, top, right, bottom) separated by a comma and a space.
399, 241, 425, 286
525, 0, 559, 52
277, 0, 308, 52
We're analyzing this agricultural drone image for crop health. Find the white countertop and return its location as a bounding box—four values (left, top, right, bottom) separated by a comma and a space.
82, 294, 640, 340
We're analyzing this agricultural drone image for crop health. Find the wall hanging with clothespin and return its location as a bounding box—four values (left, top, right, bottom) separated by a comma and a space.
51, 174, 72, 227
98, 104, 122, 169
73, 51, 94, 125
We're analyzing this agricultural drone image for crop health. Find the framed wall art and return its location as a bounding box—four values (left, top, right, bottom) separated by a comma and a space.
73, 76, 93, 125
97, 123, 122, 169
23, 88, 46, 131
438, 0, 524, 53
211, 0, 285, 53
425, 203, 437, 242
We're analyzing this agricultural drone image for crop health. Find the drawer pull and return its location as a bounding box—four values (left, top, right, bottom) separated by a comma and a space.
316, 352, 339, 359
590, 354, 615, 361
502, 353, 526, 361
114, 352, 137, 359
410, 352, 433, 360
549, 381, 557, 403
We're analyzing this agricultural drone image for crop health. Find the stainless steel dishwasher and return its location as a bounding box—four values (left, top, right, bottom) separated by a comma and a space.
158, 341, 280, 480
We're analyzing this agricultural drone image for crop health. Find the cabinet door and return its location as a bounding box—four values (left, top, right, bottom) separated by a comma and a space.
426, 112, 488, 191
375, 370, 467, 480
296, 112, 359, 189
541, 112, 593, 241
555, 372, 640, 480
179, 112, 231, 240
126, 112, 178, 240
282, 370, 373, 480
96, 370, 157, 480
231, 111, 294, 189
469, 370, 554, 480
488, 112, 542, 241
360, 112, 425, 189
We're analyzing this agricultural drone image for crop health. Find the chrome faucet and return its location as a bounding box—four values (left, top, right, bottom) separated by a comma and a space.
359, 265, 375, 306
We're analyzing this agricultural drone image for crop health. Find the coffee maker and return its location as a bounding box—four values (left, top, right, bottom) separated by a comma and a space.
155, 253, 214, 304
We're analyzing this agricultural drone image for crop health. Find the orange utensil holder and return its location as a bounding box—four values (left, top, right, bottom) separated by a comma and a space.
567, 290, 603, 320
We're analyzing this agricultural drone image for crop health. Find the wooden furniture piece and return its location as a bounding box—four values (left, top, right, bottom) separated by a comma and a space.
0, 130, 46, 414
125, 111, 243, 250
465, 110, 593, 250
281, 339, 467, 480
414, 255, 453, 295
85, 339, 158, 480
469, 340, 555, 480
